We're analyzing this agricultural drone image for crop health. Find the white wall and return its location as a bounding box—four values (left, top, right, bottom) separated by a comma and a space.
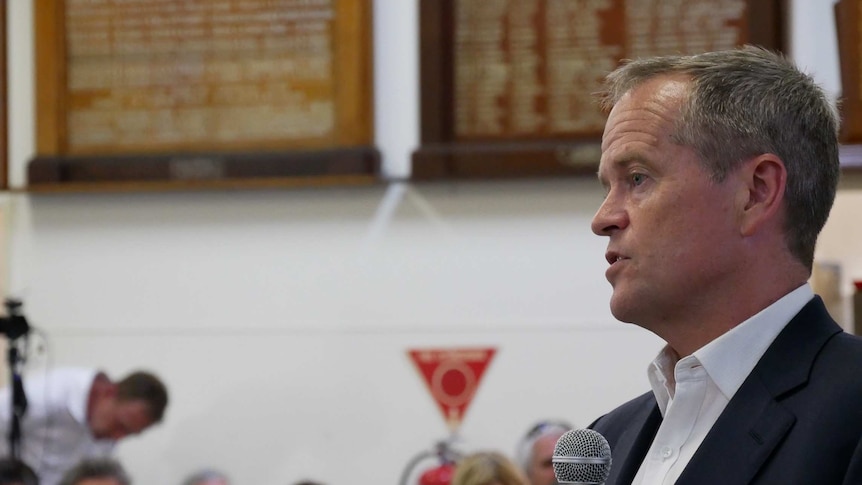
1, 1, 860, 484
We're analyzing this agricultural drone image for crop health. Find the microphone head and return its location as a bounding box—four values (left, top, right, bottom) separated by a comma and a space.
552, 429, 612, 484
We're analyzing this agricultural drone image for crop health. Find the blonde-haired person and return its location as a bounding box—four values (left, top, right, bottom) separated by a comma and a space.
452, 451, 529, 485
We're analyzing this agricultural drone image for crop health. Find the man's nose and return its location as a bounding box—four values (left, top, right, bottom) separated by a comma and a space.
591, 193, 628, 236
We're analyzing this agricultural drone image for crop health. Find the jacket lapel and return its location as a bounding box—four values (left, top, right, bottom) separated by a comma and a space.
675, 377, 795, 484
676, 297, 841, 485
605, 400, 663, 485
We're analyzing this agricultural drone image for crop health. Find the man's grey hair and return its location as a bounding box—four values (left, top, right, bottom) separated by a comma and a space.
514, 421, 572, 476
181, 469, 230, 485
599, 45, 840, 270
58, 458, 130, 485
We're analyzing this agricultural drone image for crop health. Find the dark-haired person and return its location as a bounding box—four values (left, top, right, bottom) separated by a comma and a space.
0, 457, 38, 485
58, 458, 129, 485
0, 367, 168, 485
588, 46, 862, 484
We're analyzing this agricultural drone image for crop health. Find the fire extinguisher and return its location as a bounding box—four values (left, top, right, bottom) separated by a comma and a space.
399, 439, 462, 485
417, 461, 456, 485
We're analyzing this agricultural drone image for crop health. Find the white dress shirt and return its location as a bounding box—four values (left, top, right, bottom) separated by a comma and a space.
0, 367, 115, 485
632, 284, 814, 485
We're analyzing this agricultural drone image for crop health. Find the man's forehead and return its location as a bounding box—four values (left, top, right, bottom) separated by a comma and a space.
649, 75, 691, 102
599, 75, 691, 174
606, 75, 691, 126
534, 432, 564, 451
117, 400, 153, 421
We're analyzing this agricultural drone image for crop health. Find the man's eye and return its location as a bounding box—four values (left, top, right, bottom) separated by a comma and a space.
631, 173, 646, 186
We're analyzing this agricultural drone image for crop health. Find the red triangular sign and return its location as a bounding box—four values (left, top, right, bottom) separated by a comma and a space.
407, 347, 496, 432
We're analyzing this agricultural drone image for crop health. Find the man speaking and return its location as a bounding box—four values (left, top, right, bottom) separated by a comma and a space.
587, 46, 862, 484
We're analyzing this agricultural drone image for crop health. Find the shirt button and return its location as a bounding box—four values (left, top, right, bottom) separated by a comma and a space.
661, 446, 674, 459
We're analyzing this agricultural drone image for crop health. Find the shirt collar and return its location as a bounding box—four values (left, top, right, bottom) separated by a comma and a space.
648, 283, 813, 408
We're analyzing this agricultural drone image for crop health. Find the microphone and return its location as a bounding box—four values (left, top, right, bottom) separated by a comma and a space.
552, 429, 612, 484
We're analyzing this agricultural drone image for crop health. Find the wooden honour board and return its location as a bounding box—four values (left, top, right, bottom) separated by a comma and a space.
413, 0, 785, 180
837, 0, 862, 144
1, 1, 6, 189
30, 0, 378, 191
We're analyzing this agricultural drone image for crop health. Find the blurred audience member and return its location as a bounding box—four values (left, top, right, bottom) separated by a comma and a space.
452, 451, 528, 485
57, 458, 129, 485
0, 367, 168, 485
0, 458, 38, 485
180, 469, 229, 485
515, 420, 572, 485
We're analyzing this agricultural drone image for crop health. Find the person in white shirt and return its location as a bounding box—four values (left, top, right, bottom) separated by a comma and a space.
0, 367, 168, 485
588, 46, 862, 484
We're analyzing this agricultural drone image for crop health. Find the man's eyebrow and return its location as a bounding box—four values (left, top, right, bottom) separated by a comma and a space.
611, 153, 649, 168
597, 155, 647, 185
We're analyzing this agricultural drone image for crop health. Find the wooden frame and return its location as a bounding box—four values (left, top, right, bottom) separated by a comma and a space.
826, 1, 862, 172
30, 0, 378, 192
836, 0, 862, 143
412, 0, 786, 181
1, 1, 7, 189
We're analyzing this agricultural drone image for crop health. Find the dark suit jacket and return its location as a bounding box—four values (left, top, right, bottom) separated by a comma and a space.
592, 297, 862, 484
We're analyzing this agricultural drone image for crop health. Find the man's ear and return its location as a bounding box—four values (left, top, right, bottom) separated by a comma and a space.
737, 153, 786, 237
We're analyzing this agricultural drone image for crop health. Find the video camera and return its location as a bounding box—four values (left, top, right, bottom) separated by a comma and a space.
0, 299, 30, 340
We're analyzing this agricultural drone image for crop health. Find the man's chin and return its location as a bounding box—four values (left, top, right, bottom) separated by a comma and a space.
609, 293, 644, 324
